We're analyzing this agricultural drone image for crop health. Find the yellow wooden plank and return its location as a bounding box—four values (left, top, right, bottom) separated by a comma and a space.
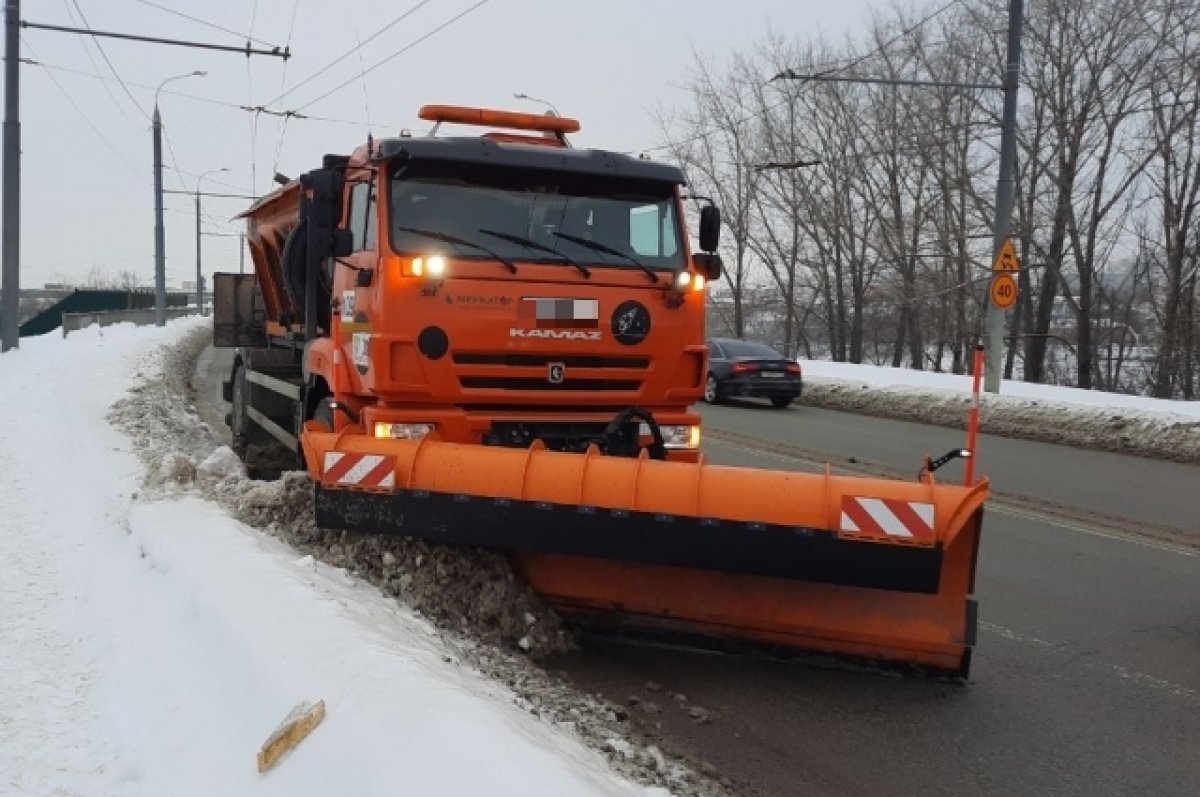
257, 699, 326, 773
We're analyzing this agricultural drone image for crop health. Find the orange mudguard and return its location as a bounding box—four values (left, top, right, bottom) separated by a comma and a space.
303, 429, 988, 676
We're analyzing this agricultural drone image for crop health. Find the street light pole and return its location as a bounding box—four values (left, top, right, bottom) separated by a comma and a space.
194, 166, 228, 313
152, 70, 205, 326
513, 92, 561, 116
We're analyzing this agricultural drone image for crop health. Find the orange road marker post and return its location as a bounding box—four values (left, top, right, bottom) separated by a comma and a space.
965, 345, 984, 485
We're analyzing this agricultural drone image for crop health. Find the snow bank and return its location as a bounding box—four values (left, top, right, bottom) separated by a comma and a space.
0, 319, 671, 796
799, 359, 1200, 463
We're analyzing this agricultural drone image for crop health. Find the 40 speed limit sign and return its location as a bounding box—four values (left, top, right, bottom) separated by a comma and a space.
990, 273, 1018, 309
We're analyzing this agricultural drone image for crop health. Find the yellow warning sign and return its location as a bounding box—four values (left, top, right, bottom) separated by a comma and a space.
993, 238, 1019, 273
990, 273, 1017, 309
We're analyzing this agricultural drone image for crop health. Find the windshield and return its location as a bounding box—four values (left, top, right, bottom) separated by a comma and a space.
389, 161, 684, 271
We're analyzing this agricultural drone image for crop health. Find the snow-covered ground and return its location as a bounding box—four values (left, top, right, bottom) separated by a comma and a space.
0, 319, 669, 797
798, 359, 1200, 463
800, 360, 1200, 420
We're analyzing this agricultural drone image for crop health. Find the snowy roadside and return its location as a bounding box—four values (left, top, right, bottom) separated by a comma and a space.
109, 324, 729, 796
798, 361, 1200, 464
0, 319, 724, 797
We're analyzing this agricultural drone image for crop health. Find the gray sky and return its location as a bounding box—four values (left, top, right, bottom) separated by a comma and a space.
17, 0, 874, 288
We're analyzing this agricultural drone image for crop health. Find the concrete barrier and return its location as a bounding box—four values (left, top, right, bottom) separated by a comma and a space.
62, 306, 201, 337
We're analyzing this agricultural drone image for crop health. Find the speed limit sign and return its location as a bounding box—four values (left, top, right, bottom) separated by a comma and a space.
991, 274, 1017, 309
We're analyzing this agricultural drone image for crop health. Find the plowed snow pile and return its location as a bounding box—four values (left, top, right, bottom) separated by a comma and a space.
111, 324, 728, 796
0, 318, 729, 797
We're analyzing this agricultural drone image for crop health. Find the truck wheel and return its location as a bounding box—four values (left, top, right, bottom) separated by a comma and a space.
230, 364, 251, 441
313, 397, 335, 432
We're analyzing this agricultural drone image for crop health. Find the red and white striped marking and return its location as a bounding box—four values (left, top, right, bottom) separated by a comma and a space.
840, 496, 935, 541
321, 452, 396, 489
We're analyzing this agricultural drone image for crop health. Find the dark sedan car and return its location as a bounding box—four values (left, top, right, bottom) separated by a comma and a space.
704, 338, 803, 408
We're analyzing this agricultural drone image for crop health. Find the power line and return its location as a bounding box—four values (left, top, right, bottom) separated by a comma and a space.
20, 58, 411, 130
133, 0, 283, 49
60, 0, 142, 131
17, 41, 144, 183
67, 0, 150, 120
652, 0, 968, 155
263, 0, 431, 109
269, 0, 303, 177
296, 0, 493, 112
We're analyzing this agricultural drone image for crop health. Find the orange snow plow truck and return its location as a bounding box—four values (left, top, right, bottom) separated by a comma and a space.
213, 105, 989, 677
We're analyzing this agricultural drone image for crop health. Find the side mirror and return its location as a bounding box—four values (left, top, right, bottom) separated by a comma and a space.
692, 252, 723, 281
698, 205, 721, 253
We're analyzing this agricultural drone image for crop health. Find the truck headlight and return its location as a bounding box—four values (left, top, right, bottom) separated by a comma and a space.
641, 423, 701, 449
374, 422, 435, 440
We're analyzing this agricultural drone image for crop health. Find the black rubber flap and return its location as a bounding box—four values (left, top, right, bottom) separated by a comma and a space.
315, 486, 944, 593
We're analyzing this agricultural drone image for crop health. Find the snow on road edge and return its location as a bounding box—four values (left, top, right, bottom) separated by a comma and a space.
797, 361, 1200, 464
107, 325, 729, 796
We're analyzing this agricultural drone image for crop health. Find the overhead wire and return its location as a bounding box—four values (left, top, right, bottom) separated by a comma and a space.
261, 0, 431, 109
18, 38, 145, 183
652, 0, 969, 155
60, 0, 143, 131
295, 0, 493, 112
68, 0, 150, 120
133, 0, 284, 49
246, 0, 263, 191
270, 0, 303, 179
22, 59, 410, 129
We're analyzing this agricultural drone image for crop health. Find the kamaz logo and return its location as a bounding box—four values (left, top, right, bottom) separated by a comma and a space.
509, 328, 602, 341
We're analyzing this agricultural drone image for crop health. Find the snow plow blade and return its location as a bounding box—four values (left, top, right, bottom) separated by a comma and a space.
304, 430, 988, 676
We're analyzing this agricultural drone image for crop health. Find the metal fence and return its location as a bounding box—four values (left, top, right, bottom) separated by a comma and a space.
61, 306, 201, 337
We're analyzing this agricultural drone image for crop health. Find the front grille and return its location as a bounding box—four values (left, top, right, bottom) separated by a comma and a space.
453, 353, 649, 369
484, 421, 638, 455
460, 377, 641, 391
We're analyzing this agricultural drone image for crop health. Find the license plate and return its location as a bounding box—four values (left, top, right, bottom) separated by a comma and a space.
761, 371, 785, 378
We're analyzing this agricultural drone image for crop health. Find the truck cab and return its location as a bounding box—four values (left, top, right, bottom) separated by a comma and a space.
228, 105, 722, 463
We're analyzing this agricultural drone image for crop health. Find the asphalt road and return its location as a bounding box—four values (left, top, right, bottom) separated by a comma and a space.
194, 348, 1198, 796
556, 398, 1200, 797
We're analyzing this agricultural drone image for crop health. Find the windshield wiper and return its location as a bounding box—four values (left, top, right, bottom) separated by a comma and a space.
478, 228, 591, 278
552, 232, 658, 283
395, 225, 517, 273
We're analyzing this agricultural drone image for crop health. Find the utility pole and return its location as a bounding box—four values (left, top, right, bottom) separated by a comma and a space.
983, 0, 1025, 393
1, 0, 19, 352
4, 20, 288, 346
152, 102, 165, 326
194, 167, 228, 314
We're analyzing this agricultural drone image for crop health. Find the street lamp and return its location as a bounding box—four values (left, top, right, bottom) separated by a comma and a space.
195, 166, 228, 313
513, 92, 561, 116
152, 70, 206, 326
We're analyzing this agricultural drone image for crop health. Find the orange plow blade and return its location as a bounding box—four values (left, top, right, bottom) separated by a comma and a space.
303, 430, 989, 676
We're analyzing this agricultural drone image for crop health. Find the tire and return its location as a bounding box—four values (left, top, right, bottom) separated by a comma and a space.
281, 219, 332, 331
703, 373, 722, 404
230, 364, 251, 441
313, 397, 335, 432
770, 396, 794, 409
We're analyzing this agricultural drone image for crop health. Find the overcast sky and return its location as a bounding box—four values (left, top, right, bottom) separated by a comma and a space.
15, 0, 875, 289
